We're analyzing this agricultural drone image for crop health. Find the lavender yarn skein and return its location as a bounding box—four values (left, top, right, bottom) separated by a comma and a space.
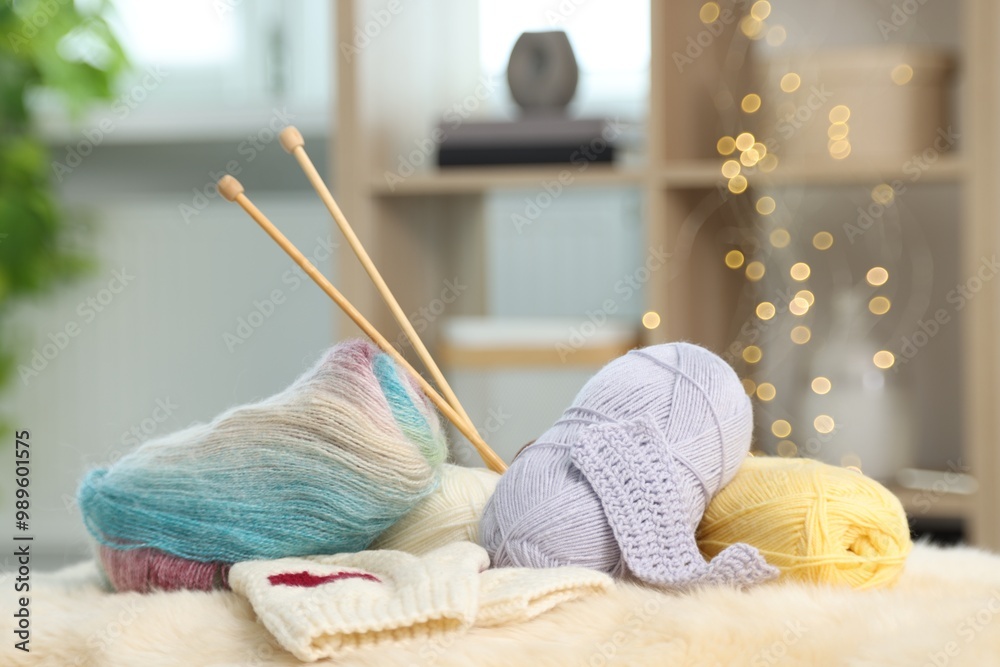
479, 342, 776, 588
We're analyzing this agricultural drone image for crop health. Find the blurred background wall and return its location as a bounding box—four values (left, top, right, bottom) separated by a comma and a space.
0, 0, 996, 569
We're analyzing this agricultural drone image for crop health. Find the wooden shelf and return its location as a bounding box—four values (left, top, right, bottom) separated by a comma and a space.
751, 154, 966, 186
658, 155, 965, 190
888, 484, 975, 522
369, 153, 966, 198
369, 164, 646, 197
336, 0, 1000, 549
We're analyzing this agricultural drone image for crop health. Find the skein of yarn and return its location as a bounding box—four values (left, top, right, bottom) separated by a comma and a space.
372, 464, 501, 555
698, 456, 913, 590
480, 342, 777, 589
78, 339, 447, 591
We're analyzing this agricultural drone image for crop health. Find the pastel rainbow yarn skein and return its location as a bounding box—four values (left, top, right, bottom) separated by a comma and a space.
78, 339, 447, 591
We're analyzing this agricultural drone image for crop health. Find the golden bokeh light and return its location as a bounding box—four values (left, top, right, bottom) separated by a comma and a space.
699, 1, 721, 23
828, 122, 849, 140
873, 350, 895, 369
796, 289, 815, 306
717, 135, 736, 155
772, 419, 792, 438
756, 196, 776, 215
790, 262, 811, 281
829, 140, 852, 159
791, 325, 812, 344
776, 439, 797, 457
770, 228, 791, 248
829, 105, 851, 123
735, 132, 756, 151
751, 0, 771, 20
814, 414, 835, 434
740, 15, 765, 38
842, 453, 862, 469
642, 311, 661, 329
741, 93, 762, 113
867, 266, 889, 286
740, 148, 761, 167
756, 301, 776, 320
891, 63, 914, 85
871, 183, 895, 205
741, 378, 757, 395
780, 72, 801, 93
811, 376, 831, 394
869, 296, 891, 315
756, 382, 776, 401
766, 25, 787, 46
746, 260, 766, 281
728, 174, 749, 193
758, 153, 779, 172
724, 249, 745, 269
812, 231, 834, 250
789, 297, 810, 316
721, 159, 741, 178
743, 345, 763, 363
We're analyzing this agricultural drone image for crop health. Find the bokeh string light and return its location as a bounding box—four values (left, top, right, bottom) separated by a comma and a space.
713, 2, 902, 467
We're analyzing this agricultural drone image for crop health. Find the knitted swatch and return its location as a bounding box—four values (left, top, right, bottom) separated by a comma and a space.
698, 456, 913, 590
229, 542, 612, 662
480, 342, 777, 589
79, 339, 447, 591
372, 464, 500, 555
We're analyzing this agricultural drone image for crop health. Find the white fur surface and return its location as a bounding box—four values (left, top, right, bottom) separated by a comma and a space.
6, 542, 1000, 666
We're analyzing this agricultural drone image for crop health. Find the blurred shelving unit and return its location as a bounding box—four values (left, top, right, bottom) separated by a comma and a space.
332, 0, 1000, 548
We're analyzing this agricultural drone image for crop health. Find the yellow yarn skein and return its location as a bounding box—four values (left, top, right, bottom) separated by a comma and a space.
697, 456, 912, 590
373, 464, 500, 555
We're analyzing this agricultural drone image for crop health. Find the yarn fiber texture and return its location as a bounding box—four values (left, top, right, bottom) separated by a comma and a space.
78, 339, 447, 586
372, 464, 500, 555
480, 342, 776, 589
697, 456, 913, 590
97, 545, 230, 593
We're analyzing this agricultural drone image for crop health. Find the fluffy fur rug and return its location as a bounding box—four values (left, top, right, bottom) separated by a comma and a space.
6, 542, 1000, 666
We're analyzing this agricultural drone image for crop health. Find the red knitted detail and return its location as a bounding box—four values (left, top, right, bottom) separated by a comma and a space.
267, 570, 381, 587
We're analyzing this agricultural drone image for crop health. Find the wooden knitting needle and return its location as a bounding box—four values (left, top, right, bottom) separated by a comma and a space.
217, 175, 507, 474
278, 126, 481, 438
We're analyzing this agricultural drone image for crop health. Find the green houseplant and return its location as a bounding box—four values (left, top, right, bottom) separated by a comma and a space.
0, 0, 127, 402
